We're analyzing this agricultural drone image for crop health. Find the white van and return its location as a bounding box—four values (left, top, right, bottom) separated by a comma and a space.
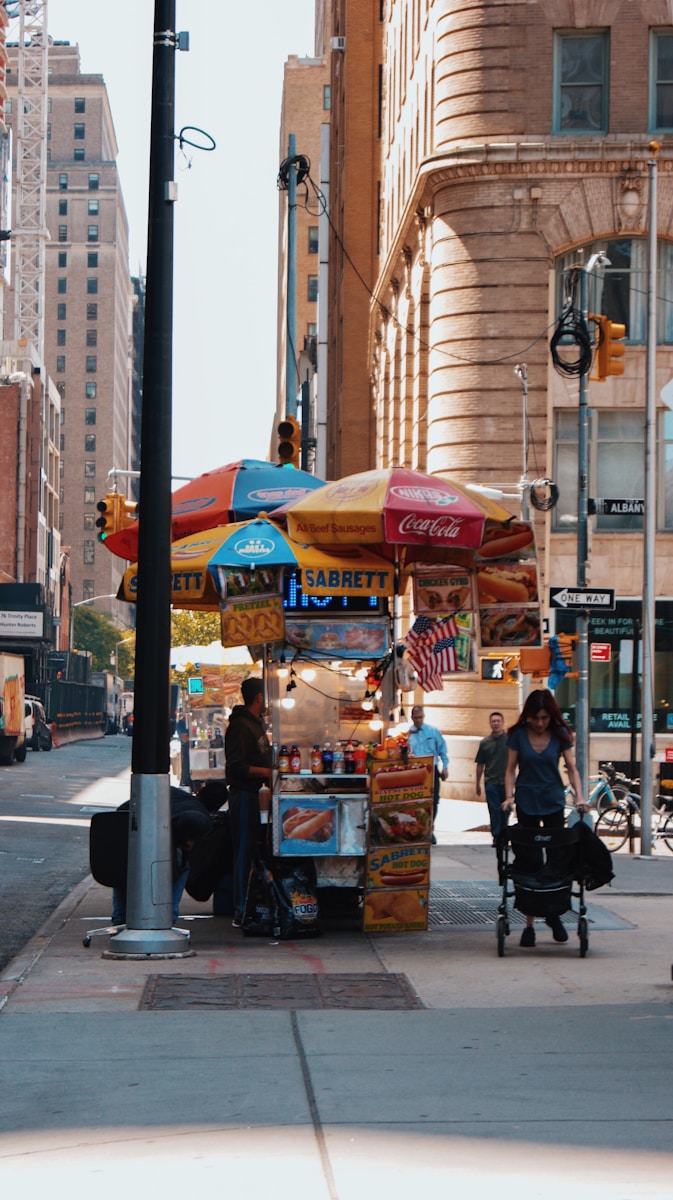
24, 696, 52, 752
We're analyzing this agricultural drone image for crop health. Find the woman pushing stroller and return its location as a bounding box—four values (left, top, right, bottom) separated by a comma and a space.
503, 689, 589, 947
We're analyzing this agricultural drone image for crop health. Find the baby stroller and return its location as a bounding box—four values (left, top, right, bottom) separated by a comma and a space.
496, 821, 589, 957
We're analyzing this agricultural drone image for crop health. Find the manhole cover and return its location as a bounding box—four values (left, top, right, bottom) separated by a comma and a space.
140, 972, 423, 1011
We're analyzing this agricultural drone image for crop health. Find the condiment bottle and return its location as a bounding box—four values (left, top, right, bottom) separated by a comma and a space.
258, 784, 271, 824
344, 740, 356, 774
289, 744, 302, 773
333, 743, 345, 774
310, 744, 323, 774
278, 744, 290, 774
322, 741, 334, 773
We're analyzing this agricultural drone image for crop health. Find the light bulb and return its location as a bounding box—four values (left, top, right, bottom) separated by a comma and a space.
369, 717, 383, 730
281, 696, 296, 710
362, 698, 373, 711
301, 667, 316, 682
277, 667, 289, 678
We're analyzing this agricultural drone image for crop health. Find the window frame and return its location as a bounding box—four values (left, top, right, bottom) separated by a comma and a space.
553, 29, 609, 136
650, 29, 673, 132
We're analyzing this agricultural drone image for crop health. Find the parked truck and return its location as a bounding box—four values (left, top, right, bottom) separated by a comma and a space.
0, 652, 27, 764
90, 671, 123, 735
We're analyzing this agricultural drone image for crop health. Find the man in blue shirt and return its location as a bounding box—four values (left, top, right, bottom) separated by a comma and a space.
408, 704, 449, 844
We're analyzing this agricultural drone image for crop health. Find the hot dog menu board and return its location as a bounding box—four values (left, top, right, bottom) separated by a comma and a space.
413, 566, 474, 616
479, 605, 542, 649
220, 594, 285, 649
363, 756, 432, 932
277, 797, 338, 856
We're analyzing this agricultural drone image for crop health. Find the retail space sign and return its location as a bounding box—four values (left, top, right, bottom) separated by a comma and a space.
0, 610, 44, 637
590, 643, 612, 662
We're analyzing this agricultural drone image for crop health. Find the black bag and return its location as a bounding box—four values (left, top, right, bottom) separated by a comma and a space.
576, 817, 615, 890
513, 869, 573, 917
242, 855, 281, 938
273, 858, 321, 940
89, 810, 129, 889
185, 814, 233, 902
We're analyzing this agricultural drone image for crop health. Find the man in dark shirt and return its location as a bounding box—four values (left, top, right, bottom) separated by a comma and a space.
225, 677, 273, 927
475, 711, 509, 846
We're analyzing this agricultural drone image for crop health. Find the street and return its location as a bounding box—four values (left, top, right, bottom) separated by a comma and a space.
0, 734, 131, 971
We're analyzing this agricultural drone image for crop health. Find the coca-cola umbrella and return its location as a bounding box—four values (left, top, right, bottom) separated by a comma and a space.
278, 467, 514, 560
103, 459, 326, 561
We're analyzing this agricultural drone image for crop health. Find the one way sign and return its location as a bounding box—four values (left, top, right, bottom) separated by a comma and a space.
549, 587, 615, 610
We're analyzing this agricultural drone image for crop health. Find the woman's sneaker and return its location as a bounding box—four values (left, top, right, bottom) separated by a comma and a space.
546, 916, 568, 942
520, 925, 535, 947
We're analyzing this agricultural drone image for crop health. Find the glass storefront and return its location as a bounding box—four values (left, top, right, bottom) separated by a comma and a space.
554, 600, 673, 733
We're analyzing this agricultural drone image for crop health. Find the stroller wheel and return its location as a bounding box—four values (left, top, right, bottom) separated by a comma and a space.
578, 916, 589, 958
497, 914, 507, 957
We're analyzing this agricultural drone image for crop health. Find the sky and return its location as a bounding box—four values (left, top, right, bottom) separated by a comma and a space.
47, 0, 317, 481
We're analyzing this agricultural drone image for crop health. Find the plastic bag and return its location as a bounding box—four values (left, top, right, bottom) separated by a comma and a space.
242, 856, 281, 938
273, 858, 321, 939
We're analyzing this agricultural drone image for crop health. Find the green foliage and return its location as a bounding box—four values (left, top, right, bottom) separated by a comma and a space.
73, 607, 135, 677
171, 610, 220, 646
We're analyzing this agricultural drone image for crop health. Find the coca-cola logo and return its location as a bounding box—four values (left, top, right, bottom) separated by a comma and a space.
390, 485, 458, 507
397, 513, 466, 540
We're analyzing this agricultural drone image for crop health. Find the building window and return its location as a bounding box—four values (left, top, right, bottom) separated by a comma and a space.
57, 384, 66, 402
59, 460, 64, 478
85, 382, 97, 399
58, 172, 68, 191
308, 226, 319, 253
554, 409, 651, 532
83, 513, 95, 531
86, 303, 98, 320
57, 328, 66, 346
59, 434, 65, 452
84, 487, 95, 504
58, 251, 67, 268
74, 97, 85, 113
82, 579, 94, 600
84, 461, 96, 479
74, 148, 85, 162
87, 278, 98, 294
557, 238, 673, 343
74, 122, 85, 139
83, 540, 95, 565
47, 123, 51, 142
650, 31, 673, 131
84, 434, 96, 453
5, 98, 12, 116
58, 225, 68, 242
57, 278, 67, 294
88, 173, 99, 190
86, 329, 97, 347
58, 198, 67, 216
85, 356, 97, 373
87, 252, 98, 268
57, 303, 66, 320
87, 225, 98, 242
323, 84, 331, 109
308, 275, 318, 302
553, 31, 608, 134
88, 199, 99, 216
85, 407, 96, 425
56, 355, 66, 373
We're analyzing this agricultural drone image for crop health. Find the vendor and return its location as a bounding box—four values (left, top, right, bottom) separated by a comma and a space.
224, 677, 273, 928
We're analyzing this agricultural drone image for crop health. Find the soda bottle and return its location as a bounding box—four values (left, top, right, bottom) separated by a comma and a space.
289, 744, 302, 773
278, 744, 290, 774
310, 744, 323, 773
322, 741, 334, 773
333, 743, 345, 774
344, 740, 355, 774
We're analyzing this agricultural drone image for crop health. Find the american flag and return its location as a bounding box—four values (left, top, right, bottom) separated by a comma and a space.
405, 615, 458, 692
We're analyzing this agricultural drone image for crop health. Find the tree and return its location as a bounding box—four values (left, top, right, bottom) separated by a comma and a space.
73, 607, 135, 677
171, 610, 220, 646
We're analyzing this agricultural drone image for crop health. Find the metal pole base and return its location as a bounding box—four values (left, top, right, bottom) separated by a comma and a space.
102, 925, 194, 958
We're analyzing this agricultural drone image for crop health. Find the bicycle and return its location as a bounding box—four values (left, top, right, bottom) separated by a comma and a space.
564, 763, 634, 814
594, 793, 673, 852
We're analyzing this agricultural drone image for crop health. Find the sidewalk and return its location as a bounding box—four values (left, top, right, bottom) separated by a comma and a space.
1, 804, 673, 1197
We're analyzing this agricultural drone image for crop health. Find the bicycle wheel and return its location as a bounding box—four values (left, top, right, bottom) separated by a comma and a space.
662, 815, 673, 853
595, 805, 630, 852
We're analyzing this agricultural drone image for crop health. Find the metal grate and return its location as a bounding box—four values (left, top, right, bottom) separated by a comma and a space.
428, 881, 631, 930
140, 971, 424, 1012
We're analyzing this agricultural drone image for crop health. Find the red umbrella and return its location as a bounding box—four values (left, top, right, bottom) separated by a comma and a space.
103, 459, 325, 560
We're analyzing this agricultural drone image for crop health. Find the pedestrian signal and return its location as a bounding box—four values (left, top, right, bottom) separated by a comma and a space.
480, 656, 519, 683
277, 415, 301, 468
119, 498, 138, 529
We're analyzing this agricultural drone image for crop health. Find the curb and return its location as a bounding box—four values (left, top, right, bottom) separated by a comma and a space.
0, 873, 94, 1011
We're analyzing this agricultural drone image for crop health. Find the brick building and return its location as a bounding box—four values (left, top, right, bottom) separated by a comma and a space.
5, 41, 134, 614
299, 0, 673, 789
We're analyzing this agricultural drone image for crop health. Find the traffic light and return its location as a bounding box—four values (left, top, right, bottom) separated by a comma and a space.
277, 415, 301, 468
591, 314, 626, 380
95, 493, 122, 542
119, 498, 138, 529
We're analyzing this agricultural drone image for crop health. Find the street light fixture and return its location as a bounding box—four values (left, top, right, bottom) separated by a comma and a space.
69, 593, 119, 649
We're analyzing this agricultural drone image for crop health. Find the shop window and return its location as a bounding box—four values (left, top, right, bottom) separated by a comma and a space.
553, 31, 608, 135
556, 238, 673, 345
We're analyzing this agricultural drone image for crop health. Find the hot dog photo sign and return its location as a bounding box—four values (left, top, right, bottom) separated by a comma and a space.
277, 797, 338, 856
